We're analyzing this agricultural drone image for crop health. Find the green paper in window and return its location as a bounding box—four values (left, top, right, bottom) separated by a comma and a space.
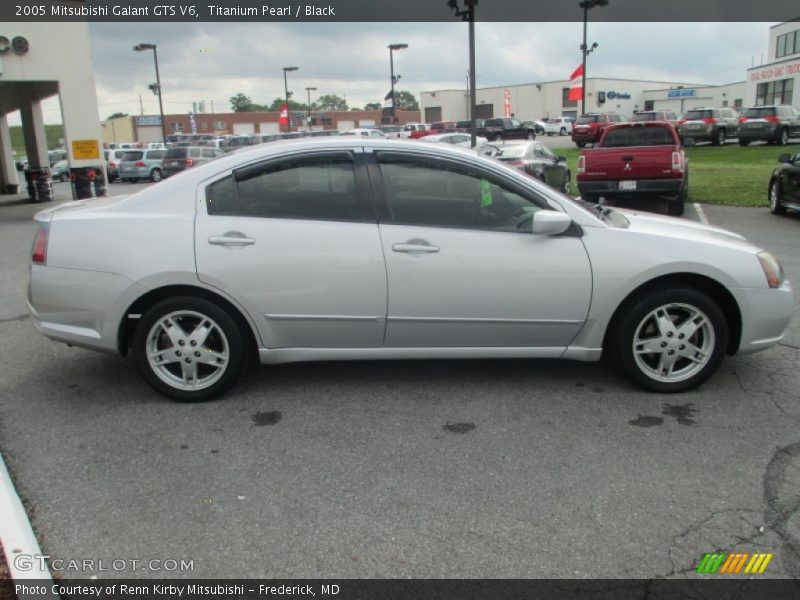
481, 178, 493, 207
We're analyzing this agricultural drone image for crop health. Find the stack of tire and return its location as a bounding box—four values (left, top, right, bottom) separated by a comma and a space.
24, 167, 54, 203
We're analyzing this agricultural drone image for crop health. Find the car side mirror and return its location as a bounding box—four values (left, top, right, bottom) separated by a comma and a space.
532, 210, 572, 235
778, 153, 792, 164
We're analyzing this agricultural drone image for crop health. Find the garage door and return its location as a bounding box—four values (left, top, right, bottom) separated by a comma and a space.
233, 122, 256, 135
137, 126, 162, 143
425, 107, 442, 122
358, 119, 376, 128
474, 104, 494, 120
259, 122, 280, 134
337, 120, 355, 131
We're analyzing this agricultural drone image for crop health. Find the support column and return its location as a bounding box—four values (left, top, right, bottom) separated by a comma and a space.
0, 114, 20, 194
19, 91, 49, 169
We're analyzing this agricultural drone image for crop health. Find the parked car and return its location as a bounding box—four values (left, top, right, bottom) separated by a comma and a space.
15, 158, 29, 171
478, 140, 571, 194
404, 123, 430, 139
769, 152, 800, 215
429, 121, 459, 136
631, 111, 681, 128
119, 149, 167, 182
219, 136, 252, 153
544, 117, 575, 136
420, 133, 487, 148
379, 125, 404, 138
50, 160, 70, 182
577, 121, 688, 215
47, 149, 67, 167
28, 138, 793, 401
339, 128, 387, 138
104, 149, 127, 182
572, 113, 623, 147
522, 120, 547, 135
738, 105, 800, 147
455, 119, 487, 136
161, 146, 225, 178
483, 118, 538, 141
677, 107, 741, 146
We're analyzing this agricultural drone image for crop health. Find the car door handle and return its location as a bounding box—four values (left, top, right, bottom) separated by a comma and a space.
208, 234, 255, 247
392, 243, 440, 254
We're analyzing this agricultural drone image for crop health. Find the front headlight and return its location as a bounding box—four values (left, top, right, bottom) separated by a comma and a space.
758, 251, 784, 289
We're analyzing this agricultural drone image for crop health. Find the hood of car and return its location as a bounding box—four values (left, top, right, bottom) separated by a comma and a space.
613, 208, 760, 251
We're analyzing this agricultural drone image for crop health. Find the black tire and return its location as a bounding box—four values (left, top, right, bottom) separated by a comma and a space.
547, 132, 555, 137
714, 129, 726, 146
133, 296, 246, 402
738, 139, 750, 147
59, 173, 69, 182
576, 141, 586, 148
526, 131, 536, 140
779, 128, 789, 146
770, 179, 787, 215
668, 176, 688, 216
150, 168, 162, 182
562, 172, 571, 195
582, 193, 598, 204
560, 127, 567, 136
611, 286, 728, 393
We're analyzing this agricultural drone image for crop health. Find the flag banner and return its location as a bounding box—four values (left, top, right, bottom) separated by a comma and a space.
568, 64, 584, 101
279, 103, 288, 125
503, 89, 512, 117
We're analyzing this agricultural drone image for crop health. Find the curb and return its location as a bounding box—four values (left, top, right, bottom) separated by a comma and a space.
0, 451, 53, 584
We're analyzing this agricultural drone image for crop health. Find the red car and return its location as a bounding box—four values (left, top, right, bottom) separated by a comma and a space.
576, 121, 688, 216
572, 113, 624, 147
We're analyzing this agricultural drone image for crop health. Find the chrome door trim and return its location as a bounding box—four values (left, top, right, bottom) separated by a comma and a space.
387, 316, 584, 325
264, 314, 384, 322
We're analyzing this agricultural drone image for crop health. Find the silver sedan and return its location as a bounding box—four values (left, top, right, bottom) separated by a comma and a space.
27, 139, 794, 401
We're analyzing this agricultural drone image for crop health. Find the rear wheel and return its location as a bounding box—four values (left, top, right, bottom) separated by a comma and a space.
738, 139, 750, 146
779, 128, 789, 146
560, 127, 567, 136
612, 287, 727, 393
59, 172, 69, 182
576, 141, 586, 148
133, 296, 246, 402
526, 131, 536, 140
770, 179, 787, 215
150, 168, 162, 182
561, 172, 571, 195
714, 129, 726, 146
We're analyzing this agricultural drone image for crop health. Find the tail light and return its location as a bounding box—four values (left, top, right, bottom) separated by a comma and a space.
577, 155, 586, 175
739, 117, 748, 123
677, 119, 686, 126
109, 161, 117, 168
765, 115, 780, 124
672, 151, 684, 173
31, 224, 49, 265
702, 117, 716, 126
135, 161, 146, 167
185, 158, 194, 167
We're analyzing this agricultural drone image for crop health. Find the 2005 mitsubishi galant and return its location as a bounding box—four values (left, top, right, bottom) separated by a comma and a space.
28, 139, 794, 401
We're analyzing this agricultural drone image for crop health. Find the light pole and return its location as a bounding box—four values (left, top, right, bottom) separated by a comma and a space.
305, 86, 317, 130
388, 43, 408, 125
447, 1, 478, 148
283, 66, 299, 132
578, 0, 608, 116
133, 43, 166, 144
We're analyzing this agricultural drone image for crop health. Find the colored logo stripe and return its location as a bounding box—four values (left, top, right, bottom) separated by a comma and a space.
744, 553, 774, 574
697, 552, 773, 574
697, 553, 726, 573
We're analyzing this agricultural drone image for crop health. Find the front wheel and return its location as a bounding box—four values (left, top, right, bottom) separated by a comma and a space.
133, 296, 246, 401
770, 179, 787, 215
612, 287, 728, 393
561, 172, 571, 195
526, 132, 536, 140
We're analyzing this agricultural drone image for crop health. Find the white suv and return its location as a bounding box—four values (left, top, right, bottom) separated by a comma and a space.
545, 117, 575, 136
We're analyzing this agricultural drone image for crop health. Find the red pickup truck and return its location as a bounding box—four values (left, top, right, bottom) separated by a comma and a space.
576, 121, 688, 216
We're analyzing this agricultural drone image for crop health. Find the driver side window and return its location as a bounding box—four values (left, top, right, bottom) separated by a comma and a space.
377, 156, 546, 232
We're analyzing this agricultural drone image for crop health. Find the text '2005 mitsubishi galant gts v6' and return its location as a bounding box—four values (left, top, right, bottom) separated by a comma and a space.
28, 139, 794, 401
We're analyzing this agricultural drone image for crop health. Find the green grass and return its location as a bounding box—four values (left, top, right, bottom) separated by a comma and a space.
561, 144, 788, 207
9, 124, 66, 158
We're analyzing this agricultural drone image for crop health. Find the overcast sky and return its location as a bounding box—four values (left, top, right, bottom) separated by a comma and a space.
22, 22, 777, 124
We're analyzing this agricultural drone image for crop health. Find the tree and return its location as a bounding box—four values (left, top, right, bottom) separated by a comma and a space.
315, 94, 348, 112
268, 97, 307, 112
106, 112, 129, 120
363, 102, 382, 111
394, 91, 419, 111
230, 93, 263, 112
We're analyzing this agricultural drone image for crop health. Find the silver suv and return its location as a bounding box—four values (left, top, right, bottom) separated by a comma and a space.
119, 149, 167, 183
739, 105, 800, 147
678, 107, 740, 145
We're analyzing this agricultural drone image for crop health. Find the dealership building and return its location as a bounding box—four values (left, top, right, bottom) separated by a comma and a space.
421, 21, 799, 122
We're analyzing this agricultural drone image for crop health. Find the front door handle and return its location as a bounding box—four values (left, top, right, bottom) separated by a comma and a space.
392, 242, 440, 254
208, 233, 255, 247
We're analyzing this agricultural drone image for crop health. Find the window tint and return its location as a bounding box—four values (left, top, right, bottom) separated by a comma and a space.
206, 176, 236, 216
201, 148, 217, 158
603, 126, 674, 147
577, 115, 599, 124
189, 148, 202, 158
631, 113, 656, 122
684, 109, 713, 120
484, 119, 502, 127
236, 156, 359, 221
378, 156, 544, 232
122, 151, 144, 161
146, 150, 166, 159
744, 107, 777, 118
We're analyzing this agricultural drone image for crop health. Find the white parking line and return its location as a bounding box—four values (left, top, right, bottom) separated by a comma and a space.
0, 452, 53, 583
693, 202, 710, 225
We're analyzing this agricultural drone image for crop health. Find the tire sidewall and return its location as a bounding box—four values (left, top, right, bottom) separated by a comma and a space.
133, 296, 245, 401
613, 287, 728, 393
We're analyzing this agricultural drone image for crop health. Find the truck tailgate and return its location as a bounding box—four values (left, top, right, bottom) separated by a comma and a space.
582, 147, 677, 180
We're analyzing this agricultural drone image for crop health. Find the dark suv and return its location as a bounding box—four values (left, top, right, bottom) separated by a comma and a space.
571, 113, 623, 147
738, 105, 800, 146
162, 146, 225, 178
677, 107, 740, 146
483, 118, 538, 141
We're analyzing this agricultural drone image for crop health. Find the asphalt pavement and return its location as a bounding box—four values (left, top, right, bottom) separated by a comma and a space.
0, 180, 798, 580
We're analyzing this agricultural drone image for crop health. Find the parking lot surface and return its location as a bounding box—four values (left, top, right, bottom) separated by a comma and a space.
0, 181, 798, 579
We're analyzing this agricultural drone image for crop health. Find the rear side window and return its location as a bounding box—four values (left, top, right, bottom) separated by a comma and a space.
603, 126, 674, 147
685, 109, 713, 120
165, 148, 188, 159
146, 150, 165, 159
743, 107, 777, 118
484, 119, 502, 127
206, 176, 236, 216
235, 156, 360, 221
577, 115, 599, 124
631, 113, 656, 122
121, 151, 143, 161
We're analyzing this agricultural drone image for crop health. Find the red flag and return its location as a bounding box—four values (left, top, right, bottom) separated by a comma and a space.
567, 64, 584, 101
279, 103, 288, 125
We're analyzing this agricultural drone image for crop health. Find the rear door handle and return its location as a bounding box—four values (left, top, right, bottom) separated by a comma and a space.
392, 243, 440, 254
208, 233, 255, 247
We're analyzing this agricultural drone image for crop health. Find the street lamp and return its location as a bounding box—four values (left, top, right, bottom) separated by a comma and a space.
283, 66, 299, 132
388, 43, 408, 125
578, 0, 609, 115
447, 1, 478, 148
133, 43, 166, 144
305, 86, 317, 130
